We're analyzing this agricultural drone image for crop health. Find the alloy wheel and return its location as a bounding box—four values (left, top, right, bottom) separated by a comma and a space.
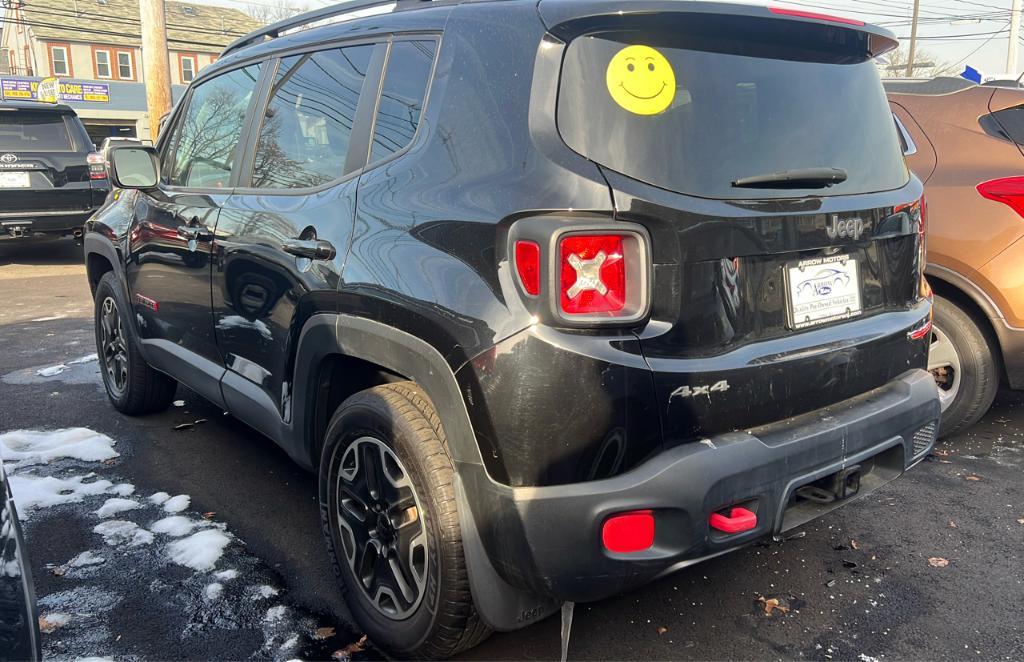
99, 296, 129, 397
334, 436, 428, 619
928, 325, 961, 412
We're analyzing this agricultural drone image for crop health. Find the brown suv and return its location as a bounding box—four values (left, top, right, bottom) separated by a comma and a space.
887, 77, 1024, 435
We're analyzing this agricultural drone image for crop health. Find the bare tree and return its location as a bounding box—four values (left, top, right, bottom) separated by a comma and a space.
245, 0, 308, 23
877, 47, 949, 79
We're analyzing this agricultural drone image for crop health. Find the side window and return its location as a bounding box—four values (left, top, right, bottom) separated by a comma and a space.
368, 40, 436, 164
251, 44, 374, 189
981, 105, 1024, 145
161, 64, 261, 188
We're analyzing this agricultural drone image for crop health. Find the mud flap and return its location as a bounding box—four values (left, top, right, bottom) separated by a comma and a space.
455, 476, 560, 631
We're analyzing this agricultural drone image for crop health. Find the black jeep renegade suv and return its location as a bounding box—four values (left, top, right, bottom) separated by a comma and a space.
84, 0, 939, 657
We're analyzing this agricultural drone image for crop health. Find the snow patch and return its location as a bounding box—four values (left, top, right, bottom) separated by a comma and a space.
253, 584, 280, 600
94, 498, 140, 518
162, 494, 190, 513
93, 520, 155, 547
167, 529, 231, 571
204, 582, 224, 600
36, 364, 67, 377
264, 605, 288, 622
108, 483, 134, 497
7, 474, 114, 519
149, 515, 201, 537
173, 400, 185, 407
214, 569, 239, 581
148, 491, 171, 505
69, 551, 105, 567
0, 428, 119, 468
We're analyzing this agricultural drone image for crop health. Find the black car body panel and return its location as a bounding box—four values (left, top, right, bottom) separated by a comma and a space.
0, 461, 41, 661
0, 101, 109, 239
85, 0, 938, 633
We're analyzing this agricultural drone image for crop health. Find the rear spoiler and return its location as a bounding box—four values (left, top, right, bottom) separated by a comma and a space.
537, 1, 898, 59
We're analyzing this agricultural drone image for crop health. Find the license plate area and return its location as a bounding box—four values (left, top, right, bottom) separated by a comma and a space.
785, 255, 862, 330
0, 171, 31, 188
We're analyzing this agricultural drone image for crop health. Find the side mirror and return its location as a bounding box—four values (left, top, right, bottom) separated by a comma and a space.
108, 145, 160, 189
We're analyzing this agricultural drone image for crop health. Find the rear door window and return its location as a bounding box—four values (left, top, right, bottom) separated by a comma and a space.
162, 64, 261, 188
368, 40, 436, 164
981, 105, 1024, 144
0, 111, 73, 152
558, 31, 908, 199
250, 44, 375, 189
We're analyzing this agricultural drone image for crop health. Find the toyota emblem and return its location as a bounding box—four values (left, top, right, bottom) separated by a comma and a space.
0, 154, 17, 164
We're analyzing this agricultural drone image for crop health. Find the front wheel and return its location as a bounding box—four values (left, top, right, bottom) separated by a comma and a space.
929, 294, 999, 437
93, 272, 177, 415
319, 382, 491, 658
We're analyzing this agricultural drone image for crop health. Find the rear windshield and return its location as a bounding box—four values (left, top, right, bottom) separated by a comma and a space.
557, 31, 909, 199
0, 111, 73, 152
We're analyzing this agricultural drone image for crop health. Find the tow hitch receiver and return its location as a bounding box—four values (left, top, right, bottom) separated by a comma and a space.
2, 221, 32, 239
796, 464, 862, 504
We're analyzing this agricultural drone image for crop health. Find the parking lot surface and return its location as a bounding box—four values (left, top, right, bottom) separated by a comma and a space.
1, 239, 1022, 661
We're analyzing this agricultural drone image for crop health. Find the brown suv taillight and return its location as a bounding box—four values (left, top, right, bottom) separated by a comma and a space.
510, 219, 651, 327
977, 176, 1024, 217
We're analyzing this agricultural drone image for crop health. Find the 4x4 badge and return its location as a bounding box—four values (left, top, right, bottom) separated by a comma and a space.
0, 154, 18, 164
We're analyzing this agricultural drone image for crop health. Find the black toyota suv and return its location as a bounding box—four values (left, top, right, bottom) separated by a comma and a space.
0, 101, 109, 240
84, 0, 939, 657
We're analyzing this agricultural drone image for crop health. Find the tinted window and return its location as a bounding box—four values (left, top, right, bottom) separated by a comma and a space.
981, 105, 1024, 144
251, 45, 373, 189
163, 65, 260, 188
369, 40, 435, 164
0, 111, 72, 151
558, 32, 908, 199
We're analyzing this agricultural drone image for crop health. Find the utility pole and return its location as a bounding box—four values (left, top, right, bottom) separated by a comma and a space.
1009, 0, 1023, 75
139, 0, 172, 143
905, 0, 922, 77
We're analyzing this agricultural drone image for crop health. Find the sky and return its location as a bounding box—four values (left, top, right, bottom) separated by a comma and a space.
212, 0, 1022, 78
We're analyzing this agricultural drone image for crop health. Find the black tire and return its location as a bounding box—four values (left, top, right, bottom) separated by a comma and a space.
93, 272, 177, 415
929, 294, 1000, 437
319, 382, 491, 659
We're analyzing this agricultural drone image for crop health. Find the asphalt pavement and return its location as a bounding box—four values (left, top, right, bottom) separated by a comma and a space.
1, 238, 1022, 661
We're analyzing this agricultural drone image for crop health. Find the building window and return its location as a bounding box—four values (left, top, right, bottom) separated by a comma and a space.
117, 51, 134, 80
95, 49, 112, 79
49, 45, 71, 77
179, 54, 197, 83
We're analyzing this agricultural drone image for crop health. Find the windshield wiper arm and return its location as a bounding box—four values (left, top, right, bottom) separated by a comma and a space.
732, 167, 848, 189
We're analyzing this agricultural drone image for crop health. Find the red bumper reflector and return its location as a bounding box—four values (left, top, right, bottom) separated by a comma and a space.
709, 507, 758, 534
602, 510, 655, 553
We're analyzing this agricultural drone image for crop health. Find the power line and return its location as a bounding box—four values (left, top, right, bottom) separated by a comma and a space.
15, 4, 251, 40
0, 15, 231, 49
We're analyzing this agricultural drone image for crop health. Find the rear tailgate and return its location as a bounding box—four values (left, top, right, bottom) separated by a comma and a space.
546, 2, 929, 441
0, 109, 94, 214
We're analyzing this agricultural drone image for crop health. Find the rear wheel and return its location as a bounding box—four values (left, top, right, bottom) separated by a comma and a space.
319, 382, 491, 658
929, 294, 999, 437
93, 272, 177, 415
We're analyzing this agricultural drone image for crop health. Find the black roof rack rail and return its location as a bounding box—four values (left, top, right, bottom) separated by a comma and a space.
222, 0, 428, 58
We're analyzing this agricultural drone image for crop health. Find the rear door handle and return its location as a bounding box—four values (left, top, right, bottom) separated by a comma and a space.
282, 238, 336, 261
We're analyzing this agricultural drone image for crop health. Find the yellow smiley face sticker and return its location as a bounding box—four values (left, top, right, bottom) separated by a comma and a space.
606, 45, 676, 116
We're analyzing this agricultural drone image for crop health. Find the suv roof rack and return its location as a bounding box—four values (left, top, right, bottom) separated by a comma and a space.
222, 0, 431, 58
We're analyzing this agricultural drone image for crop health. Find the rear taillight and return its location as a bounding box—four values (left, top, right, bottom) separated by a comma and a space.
510, 221, 650, 326
87, 152, 107, 180
559, 234, 626, 315
977, 176, 1024, 218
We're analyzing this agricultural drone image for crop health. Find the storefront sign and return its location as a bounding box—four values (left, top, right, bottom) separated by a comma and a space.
0, 77, 110, 103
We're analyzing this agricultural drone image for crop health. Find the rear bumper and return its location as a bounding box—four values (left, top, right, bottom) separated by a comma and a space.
0, 210, 96, 239
462, 368, 939, 603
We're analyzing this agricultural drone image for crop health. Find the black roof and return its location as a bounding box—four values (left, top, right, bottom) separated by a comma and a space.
0, 100, 77, 113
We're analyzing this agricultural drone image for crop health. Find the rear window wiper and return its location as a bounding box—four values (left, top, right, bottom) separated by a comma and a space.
732, 167, 848, 189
